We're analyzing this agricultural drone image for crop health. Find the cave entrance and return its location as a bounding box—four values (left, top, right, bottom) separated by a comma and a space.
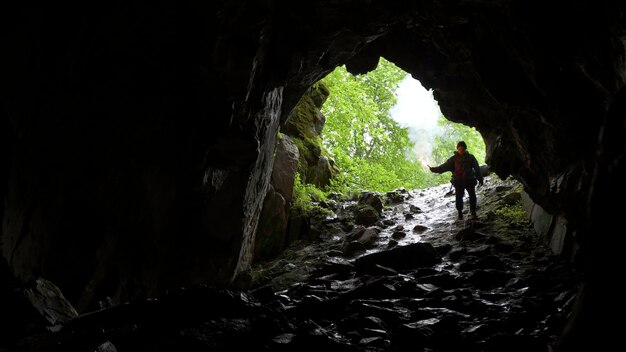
296, 57, 486, 198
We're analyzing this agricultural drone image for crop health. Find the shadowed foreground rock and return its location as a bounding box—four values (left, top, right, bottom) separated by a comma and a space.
2, 178, 578, 352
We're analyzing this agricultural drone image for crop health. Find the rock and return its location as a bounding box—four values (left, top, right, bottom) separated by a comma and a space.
355, 243, 441, 272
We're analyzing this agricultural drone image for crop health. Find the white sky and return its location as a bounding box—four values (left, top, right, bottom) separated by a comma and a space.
390, 75, 441, 131
390, 75, 442, 164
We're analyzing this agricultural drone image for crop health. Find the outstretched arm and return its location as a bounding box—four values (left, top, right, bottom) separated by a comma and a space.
428, 156, 454, 174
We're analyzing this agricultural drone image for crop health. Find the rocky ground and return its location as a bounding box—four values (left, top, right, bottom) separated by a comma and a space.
3, 176, 579, 352
242, 176, 579, 352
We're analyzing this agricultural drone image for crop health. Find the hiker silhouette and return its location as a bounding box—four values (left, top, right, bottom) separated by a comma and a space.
428, 141, 484, 220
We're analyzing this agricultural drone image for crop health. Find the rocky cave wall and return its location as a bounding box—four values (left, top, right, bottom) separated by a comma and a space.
1, 1, 625, 347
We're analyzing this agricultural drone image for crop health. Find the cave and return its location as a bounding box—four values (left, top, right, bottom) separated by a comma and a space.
1, 1, 624, 351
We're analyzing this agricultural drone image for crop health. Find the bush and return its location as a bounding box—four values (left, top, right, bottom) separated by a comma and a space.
291, 173, 331, 217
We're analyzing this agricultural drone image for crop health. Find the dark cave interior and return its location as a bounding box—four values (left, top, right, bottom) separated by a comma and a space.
0, 1, 625, 350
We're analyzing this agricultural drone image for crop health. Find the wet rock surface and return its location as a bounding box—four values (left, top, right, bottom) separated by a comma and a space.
3, 177, 579, 351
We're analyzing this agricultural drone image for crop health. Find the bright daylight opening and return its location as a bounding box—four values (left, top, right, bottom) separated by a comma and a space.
315, 57, 486, 195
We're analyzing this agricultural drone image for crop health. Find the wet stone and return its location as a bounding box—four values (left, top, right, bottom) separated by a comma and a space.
10, 177, 578, 352
475, 255, 508, 270
448, 247, 467, 261
412, 224, 429, 233
434, 244, 452, 256
391, 231, 406, 240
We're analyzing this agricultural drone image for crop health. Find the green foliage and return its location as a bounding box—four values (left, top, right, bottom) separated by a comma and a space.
291, 173, 313, 214
494, 202, 528, 227
320, 58, 431, 194
303, 180, 327, 202
291, 173, 331, 217
293, 56, 488, 197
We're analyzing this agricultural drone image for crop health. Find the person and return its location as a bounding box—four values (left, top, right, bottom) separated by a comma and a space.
428, 141, 484, 220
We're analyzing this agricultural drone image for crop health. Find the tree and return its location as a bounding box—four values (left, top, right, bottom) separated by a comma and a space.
432, 114, 486, 164
320, 58, 430, 194
317, 57, 487, 195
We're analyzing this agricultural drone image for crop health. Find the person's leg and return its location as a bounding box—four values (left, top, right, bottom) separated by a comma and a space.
467, 184, 477, 217
455, 184, 465, 219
